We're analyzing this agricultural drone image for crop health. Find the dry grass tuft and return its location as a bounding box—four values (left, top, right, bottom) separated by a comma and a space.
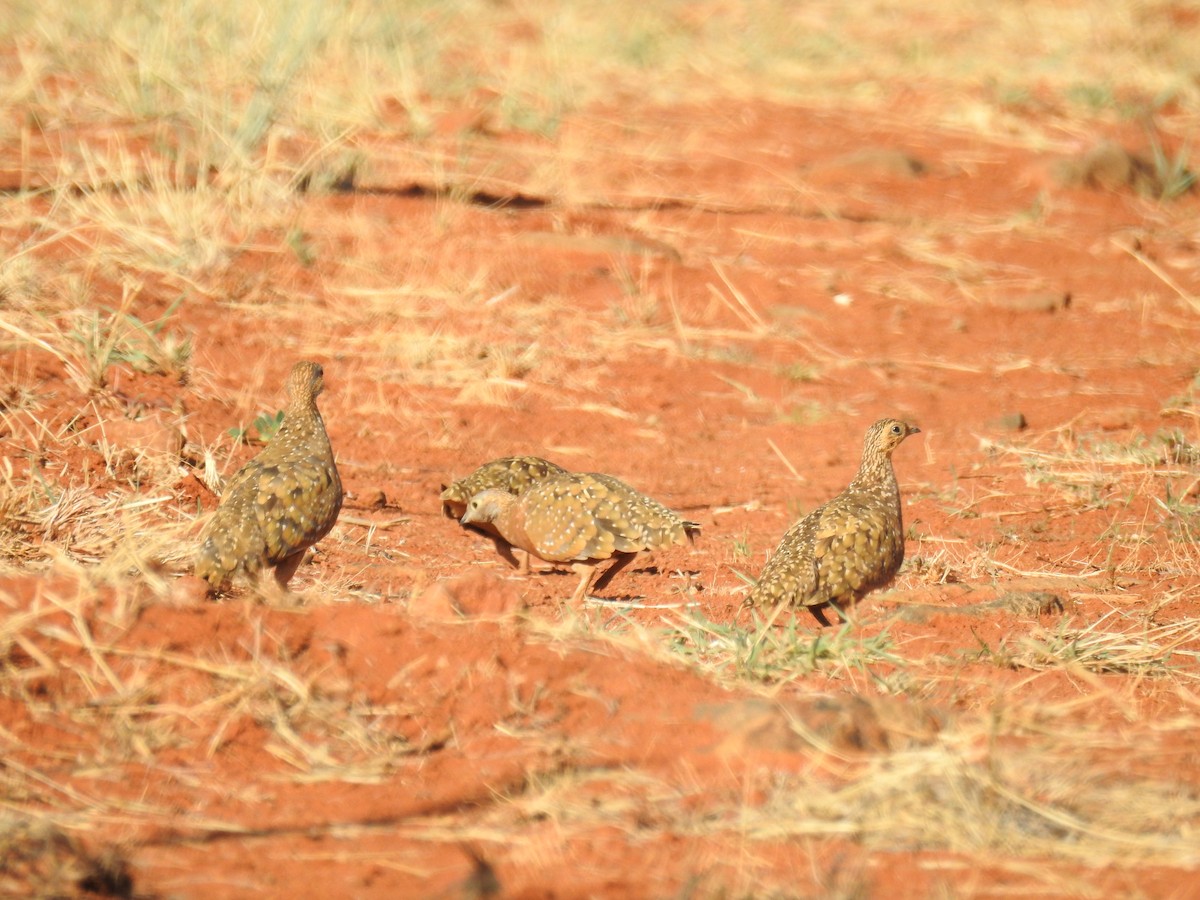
1010, 612, 1200, 680
740, 738, 1200, 865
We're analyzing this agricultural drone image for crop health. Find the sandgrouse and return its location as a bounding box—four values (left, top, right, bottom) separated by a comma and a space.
441, 456, 568, 518
195, 361, 343, 592
460, 471, 700, 604
747, 418, 920, 626
441, 456, 569, 572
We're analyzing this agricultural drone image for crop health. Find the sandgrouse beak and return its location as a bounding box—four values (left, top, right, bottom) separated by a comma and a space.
910, 425, 921, 434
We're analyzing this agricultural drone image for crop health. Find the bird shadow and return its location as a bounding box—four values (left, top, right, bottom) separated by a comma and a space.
536, 564, 702, 580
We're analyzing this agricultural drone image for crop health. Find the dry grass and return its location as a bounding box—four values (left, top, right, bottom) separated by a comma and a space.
1008, 612, 1200, 680
4, 1, 1197, 144
739, 738, 1200, 865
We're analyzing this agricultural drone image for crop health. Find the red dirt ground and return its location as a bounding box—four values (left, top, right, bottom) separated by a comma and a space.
3, 100, 1200, 897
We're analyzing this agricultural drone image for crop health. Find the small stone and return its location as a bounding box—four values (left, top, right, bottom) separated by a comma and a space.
998, 591, 1065, 616
819, 147, 928, 178
1088, 406, 1141, 431
1050, 141, 1164, 196
992, 292, 1071, 313
990, 413, 1028, 432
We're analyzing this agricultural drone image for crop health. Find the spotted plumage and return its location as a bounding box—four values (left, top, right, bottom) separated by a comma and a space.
747, 418, 920, 625
195, 361, 343, 591
460, 471, 700, 604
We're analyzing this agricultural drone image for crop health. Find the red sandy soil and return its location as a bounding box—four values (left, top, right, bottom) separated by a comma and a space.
2, 100, 1200, 897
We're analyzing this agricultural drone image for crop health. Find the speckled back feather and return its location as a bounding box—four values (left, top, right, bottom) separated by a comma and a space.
582, 473, 701, 550
747, 418, 918, 616
440, 456, 568, 518
195, 361, 343, 589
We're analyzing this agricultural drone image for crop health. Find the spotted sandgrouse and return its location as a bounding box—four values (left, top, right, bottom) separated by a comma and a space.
195, 361, 343, 591
460, 471, 700, 604
441, 456, 568, 519
747, 418, 919, 625
441, 456, 570, 572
